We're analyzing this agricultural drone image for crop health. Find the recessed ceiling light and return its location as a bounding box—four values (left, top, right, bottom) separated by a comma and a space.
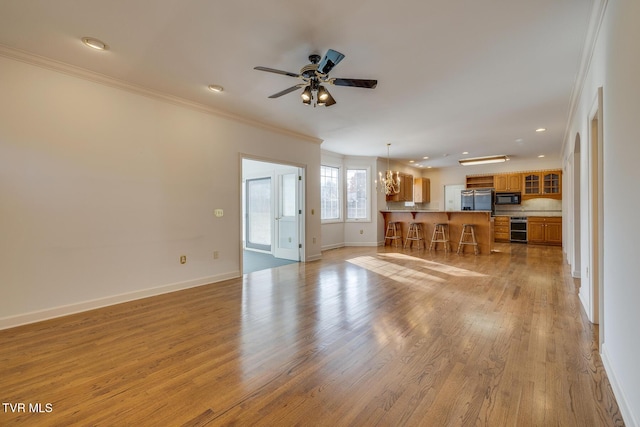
409, 160, 415, 163
536, 128, 547, 132
208, 85, 224, 93
423, 156, 429, 160
462, 151, 469, 155
427, 166, 433, 169
538, 154, 545, 158
81, 37, 108, 51
515, 138, 524, 143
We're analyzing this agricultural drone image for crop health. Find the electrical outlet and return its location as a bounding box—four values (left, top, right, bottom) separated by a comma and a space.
180, 255, 187, 264
213, 251, 219, 260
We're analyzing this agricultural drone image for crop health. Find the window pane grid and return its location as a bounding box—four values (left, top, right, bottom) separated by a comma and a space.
346, 169, 367, 220
321, 166, 340, 220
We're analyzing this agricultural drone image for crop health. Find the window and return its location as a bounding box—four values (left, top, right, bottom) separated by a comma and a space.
320, 165, 340, 221
346, 168, 369, 220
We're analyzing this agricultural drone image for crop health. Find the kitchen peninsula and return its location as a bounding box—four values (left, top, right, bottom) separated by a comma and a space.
381, 210, 494, 254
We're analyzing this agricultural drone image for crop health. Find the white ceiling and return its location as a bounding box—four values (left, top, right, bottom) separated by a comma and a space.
0, 0, 594, 168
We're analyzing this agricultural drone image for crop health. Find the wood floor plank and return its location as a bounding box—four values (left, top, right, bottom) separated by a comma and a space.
0, 244, 626, 426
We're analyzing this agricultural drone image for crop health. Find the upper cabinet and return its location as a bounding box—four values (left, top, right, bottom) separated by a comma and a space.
522, 170, 562, 200
386, 173, 414, 202
413, 178, 430, 203
494, 173, 522, 192
466, 175, 494, 189
467, 169, 562, 200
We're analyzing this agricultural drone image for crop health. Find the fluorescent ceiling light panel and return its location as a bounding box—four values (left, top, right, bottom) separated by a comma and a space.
459, 155, 508, 166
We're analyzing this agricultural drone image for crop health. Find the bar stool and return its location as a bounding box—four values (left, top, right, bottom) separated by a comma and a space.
404, 222, 425, 249
457, 224, 479, 255
384, 221, 402, 247
429, 223, 450, 252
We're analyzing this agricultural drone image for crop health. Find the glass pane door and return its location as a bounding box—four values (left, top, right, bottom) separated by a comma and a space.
246, 177, 271, 251
274, 172, 300, 261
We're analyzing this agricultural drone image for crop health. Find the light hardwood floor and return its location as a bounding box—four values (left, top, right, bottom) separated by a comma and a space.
0, 244, 625, 426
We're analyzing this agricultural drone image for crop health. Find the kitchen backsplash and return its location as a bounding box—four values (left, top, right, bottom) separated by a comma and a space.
495, 198, 562, 216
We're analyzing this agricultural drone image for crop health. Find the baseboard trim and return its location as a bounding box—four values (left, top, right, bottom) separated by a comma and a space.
305, 253, 323, 262
0, 271, 240, 330
343, 241, 379, 247
578, 290, 592, 322
321, 243, 345, 251
601, 343, 638, 427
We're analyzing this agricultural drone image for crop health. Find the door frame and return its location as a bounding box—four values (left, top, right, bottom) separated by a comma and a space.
585, 87, 604, 349
240, 155, 306, 273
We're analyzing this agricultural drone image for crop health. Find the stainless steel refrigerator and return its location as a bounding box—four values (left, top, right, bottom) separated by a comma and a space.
460, 189, 494, 213
461, 190, 475, 210
473, 189, 494, 212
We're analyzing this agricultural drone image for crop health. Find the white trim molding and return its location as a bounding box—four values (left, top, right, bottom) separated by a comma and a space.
0, 272, 240, 330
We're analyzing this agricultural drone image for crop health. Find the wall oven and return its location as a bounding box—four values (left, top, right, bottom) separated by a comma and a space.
510, 216, 528, 243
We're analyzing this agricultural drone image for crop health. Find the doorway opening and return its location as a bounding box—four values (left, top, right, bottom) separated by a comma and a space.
241, 158, 304, 274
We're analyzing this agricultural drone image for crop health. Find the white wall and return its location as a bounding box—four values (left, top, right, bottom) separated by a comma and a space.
601, 0, 640, 423
0, 53, 322, 328
562, 0, 640, 424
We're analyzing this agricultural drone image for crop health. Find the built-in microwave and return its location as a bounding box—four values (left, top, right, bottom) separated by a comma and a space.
495, 192, 521, 205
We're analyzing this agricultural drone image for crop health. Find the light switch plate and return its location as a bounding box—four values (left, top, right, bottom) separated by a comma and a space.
214, 209, 224, 217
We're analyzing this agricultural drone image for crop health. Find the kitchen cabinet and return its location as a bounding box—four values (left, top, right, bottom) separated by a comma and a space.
493, 216, 510, 242
523, 170, 562, 200
386, 173, 413, 202
494, 173, 522, 192
466, 174, 494, 189
528, 217, 562, 245
413, 178, 430, 203
543, 172, 561, 195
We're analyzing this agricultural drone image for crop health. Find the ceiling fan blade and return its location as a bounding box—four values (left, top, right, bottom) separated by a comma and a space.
254, 66, 300, 78
317, 49, 345, 74
331, 78, 378, 89
268, 84, 305, 98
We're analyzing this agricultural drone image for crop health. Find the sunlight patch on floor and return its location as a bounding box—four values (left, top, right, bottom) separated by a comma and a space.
378, 252, 488, 278
347, 256, 445, 286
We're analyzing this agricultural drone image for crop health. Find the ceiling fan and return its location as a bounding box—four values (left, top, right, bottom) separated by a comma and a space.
254, 49, 377, 107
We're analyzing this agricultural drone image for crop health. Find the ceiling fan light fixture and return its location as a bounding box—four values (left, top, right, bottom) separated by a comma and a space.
458, 155, 508, 166
317, 85, 329, 101
301, 86, 312, 102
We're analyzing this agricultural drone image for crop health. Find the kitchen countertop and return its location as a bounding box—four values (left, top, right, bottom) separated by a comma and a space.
380, 209, 492, 213
494, 212, 562, 217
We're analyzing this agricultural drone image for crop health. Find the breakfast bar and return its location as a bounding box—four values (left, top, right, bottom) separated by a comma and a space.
381, 210, 494, 254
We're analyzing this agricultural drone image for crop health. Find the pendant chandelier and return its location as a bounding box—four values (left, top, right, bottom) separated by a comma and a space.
378, 143, 401, 195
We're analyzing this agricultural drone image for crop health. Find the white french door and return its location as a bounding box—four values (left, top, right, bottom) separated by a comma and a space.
245, 177, 272, 251
274, 171, 300, 261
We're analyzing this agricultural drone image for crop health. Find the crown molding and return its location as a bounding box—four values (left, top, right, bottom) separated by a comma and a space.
0, 44, 323, 145
562, 0, 609, 160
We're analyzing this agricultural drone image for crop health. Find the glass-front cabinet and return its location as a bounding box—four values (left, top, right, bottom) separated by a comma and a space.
522, 170, 562, 199
523, 173, 541, 195
543, 172, 561, 195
